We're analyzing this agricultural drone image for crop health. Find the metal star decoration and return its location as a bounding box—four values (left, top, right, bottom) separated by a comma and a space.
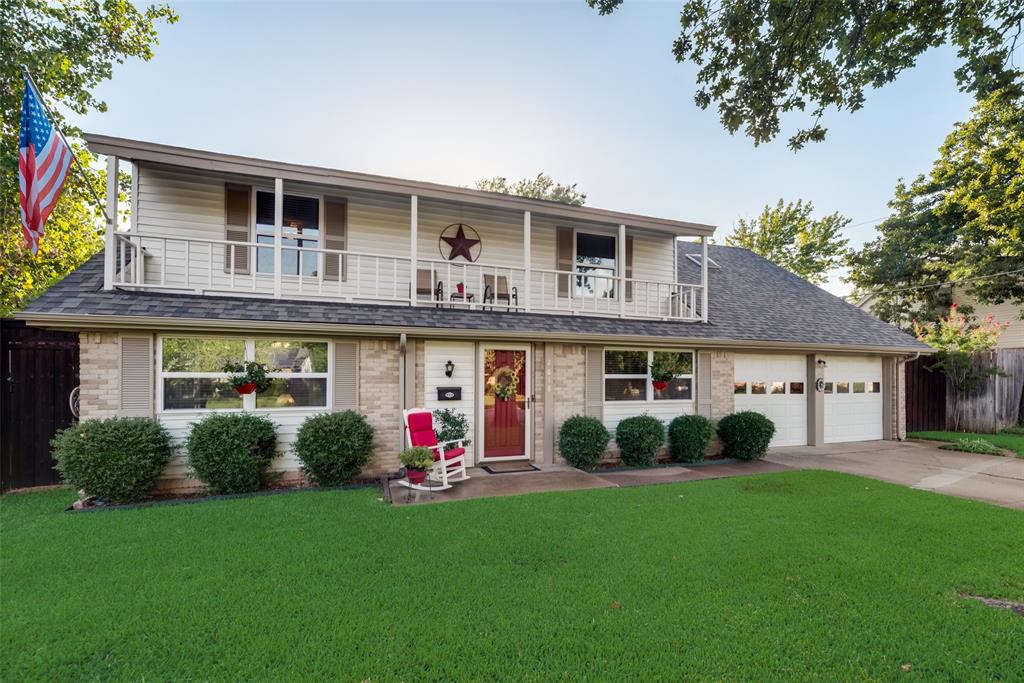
441, 224, 481, 262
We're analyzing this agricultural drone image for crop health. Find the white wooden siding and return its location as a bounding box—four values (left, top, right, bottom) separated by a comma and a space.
132, 162, 681, 311
603, 401, 694, 437
422, 341, 476, 464
954, 287, 1024, 349
157, 409, 329, 479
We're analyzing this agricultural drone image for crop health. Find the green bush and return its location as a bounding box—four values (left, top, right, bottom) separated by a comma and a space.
186, 413, 277, 494
434, 408, 472, 447
717, 411, 775, 460
668, 415, 715, 463
52, 417, 173, 503
558, 415, 610, 470
615, 415, 665, 467
1001, 425, 1024, 436
293, 411, 375, 486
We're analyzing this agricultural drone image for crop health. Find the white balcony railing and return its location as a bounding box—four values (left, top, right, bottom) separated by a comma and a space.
111, 233, 705, 322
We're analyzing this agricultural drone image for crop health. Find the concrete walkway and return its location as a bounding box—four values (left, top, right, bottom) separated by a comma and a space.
766, 440, 1024, 510
388, 460, 791, 506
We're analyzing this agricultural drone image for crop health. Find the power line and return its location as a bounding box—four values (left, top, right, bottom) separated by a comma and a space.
856, 267, 1024, 302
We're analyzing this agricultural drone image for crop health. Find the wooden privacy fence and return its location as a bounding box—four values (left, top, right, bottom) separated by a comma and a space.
952, 349, 1024, 433
906, 349, 1024, 434
1, 319, 79, 489
905, 356, 947, 432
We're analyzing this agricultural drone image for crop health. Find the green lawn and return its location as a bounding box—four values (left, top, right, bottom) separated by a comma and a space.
909, 430, 1024, 457
2, 472, 1022, 681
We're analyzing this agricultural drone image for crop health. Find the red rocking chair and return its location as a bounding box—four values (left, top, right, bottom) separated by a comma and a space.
399, 409, 470, 491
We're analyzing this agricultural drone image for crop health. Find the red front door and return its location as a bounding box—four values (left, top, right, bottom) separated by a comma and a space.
482, 347, 529, 459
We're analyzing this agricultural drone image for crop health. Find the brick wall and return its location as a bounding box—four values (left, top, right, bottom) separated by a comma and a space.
358, 338, 403, 475
710, 350, 735, 420
549, 343, 586, 464
79, 332, 120, 420
532, 343, 546, 462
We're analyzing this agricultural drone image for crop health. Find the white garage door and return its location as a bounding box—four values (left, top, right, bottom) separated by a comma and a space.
734, 354, 807, 447
824, 356, 883, 443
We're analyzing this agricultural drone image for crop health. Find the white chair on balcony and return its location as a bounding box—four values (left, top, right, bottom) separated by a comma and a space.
414, 268, 444, 306
398, 408, 470, 491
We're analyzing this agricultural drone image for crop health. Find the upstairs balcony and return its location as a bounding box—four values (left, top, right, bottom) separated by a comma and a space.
109, 231, 708, 322
94, 135, 712, 324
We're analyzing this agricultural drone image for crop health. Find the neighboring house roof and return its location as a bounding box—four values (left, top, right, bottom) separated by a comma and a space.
19, 245, 929, 353
84, 134, 715, 238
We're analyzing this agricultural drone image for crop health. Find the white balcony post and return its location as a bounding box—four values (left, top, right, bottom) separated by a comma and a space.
522, 211, 531, 311
701, 235, 709, 322
273, 178, 283, 298
409, 195, 418, 305
618, 224, 626, 317
102, 154, 118, 290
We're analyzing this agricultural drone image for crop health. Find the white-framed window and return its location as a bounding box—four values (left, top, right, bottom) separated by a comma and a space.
575, 231, 617, 299
255, 190, 323, 276
158, 336, 331, 412
603, 349, 694, 402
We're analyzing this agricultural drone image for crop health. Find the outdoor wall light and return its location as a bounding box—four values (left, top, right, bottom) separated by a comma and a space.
445, 360, 455, 378
816, 359, 828, 368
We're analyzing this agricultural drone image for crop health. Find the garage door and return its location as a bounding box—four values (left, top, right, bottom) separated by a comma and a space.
824, 356, 883, 443
733, 354, 807, 447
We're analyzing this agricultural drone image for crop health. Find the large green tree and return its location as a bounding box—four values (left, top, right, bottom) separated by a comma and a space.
0, 0, 177, 316
847, 88, 1024, 328
725, 199, 851, 285
588, 0, 1023, 150
475, 173, 587, 205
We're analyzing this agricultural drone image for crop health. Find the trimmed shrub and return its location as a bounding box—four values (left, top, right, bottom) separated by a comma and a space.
615, 414, 665, 467
52, 417, 173, 503
186, 413, 277, 494
717, 411, 775, 460
434, 408, 472, 447
558, 415, 610, 470
293, 411, 375, 486
668, 414, 715, 463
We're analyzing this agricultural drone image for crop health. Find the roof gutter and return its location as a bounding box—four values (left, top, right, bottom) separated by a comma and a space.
15, 311, 934, 356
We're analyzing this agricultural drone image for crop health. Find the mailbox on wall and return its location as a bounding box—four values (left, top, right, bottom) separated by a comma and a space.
436, 386, 462, 401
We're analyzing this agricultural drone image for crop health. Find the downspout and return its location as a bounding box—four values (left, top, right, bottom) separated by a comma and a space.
398, 332, 407, 436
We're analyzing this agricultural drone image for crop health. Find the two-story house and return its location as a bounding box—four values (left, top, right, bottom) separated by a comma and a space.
20, 135, 929, 490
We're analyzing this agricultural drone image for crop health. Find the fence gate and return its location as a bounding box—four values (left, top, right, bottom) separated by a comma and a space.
1, 319, 79, 489
905, 356, 947, 432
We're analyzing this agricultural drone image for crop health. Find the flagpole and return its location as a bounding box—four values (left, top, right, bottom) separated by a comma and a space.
19, 64, 111, 223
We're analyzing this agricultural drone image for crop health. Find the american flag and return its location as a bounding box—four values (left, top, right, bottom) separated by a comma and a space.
19, 77, 73, 254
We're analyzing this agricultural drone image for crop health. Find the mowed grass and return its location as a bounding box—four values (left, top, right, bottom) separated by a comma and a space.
910, 430, 1024, 457
2, 471, 1022, 681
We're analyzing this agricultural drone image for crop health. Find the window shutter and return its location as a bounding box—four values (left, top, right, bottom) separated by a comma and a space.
556, 227, 573, 296
625, 235, 634, 301
696, 351, 712, 418
333, 340, 358, 410
224, 183, 251, 275
119, 335, 153, 416
323, 196, 347, 282
584, 346, 603, 421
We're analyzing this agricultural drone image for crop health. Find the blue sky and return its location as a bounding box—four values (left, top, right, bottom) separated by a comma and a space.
69, 1, 976, 295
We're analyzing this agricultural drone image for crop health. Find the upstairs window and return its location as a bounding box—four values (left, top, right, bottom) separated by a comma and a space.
576, 232, 616, 299
256, 192, 321, 276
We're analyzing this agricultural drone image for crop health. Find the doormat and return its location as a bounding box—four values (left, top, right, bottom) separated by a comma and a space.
481, 462, 541, 474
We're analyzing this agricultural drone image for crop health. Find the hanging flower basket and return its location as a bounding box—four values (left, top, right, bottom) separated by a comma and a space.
223, 361, 271, 395
652, 380, 669, 391
649, 354, 685, 392
235, 381, 259, 395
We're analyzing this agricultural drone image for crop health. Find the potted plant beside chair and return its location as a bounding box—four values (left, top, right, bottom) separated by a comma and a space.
400, 446, 435, 485
223, 361, 271, 395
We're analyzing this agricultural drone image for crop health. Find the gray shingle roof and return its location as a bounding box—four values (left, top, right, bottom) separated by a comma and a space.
20, 246, 927, 351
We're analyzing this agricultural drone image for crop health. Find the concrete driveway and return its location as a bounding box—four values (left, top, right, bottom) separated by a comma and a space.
766, 440, 1024, 510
